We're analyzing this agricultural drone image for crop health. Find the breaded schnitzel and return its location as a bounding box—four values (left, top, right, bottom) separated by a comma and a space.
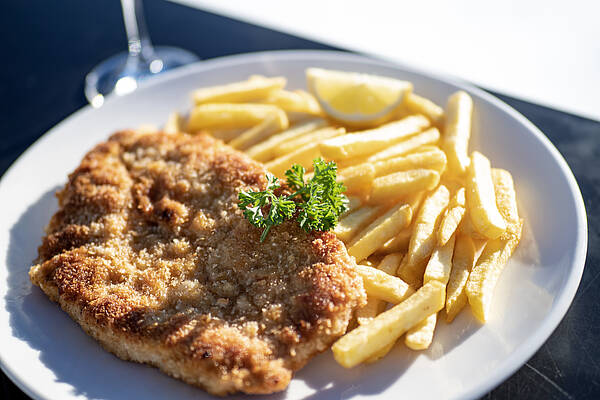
29, 131, 365, 395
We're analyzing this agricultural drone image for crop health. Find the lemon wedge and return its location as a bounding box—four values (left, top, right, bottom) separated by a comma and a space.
306, 68, 412, 125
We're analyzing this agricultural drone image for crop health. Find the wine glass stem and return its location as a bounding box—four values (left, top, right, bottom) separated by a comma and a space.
121, 0, 155, 61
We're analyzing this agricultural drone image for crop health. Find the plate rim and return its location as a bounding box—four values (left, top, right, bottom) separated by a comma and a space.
0, 49, 588, 400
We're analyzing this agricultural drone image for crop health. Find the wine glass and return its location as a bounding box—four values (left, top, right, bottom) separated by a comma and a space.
84, 0, 199, 107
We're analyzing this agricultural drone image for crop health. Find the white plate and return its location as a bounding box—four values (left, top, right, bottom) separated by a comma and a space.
0, 50, 587, 400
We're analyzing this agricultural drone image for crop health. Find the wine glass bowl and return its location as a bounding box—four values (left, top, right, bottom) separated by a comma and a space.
85, 46, 198, 108
84, 0, 199, 107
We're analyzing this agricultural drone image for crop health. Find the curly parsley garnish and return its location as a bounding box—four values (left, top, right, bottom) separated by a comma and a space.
238, 158, 348, 241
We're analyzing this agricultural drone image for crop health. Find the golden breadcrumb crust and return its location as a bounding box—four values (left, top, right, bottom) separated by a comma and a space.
29, 131, 365, 395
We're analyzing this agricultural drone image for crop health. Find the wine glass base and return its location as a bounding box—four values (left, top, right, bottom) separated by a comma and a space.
84, 46, 199, 107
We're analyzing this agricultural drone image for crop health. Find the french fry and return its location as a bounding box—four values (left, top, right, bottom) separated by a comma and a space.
163, 112, 184, 134
366, 254, 386, 266
458, 214, 488, 240
466, 221, 522, 323
406, 234, 456, 349
373, 147, 447, 177
367, 127, 440, 163
355, 253, 405, 326
492, 168, 520, 239
188, 103, 288, 131
356, 296, 386, 325
463, 168, 522, 323
408, 191, 425, 211
399, 192, 423, 217
473, 238, 489, 256
245, 118, 327, 162
296, 90, 322, 113
334, 205, 385, 243
355, 264, 414, 304
466, 152, 506, 239
320, 115, 430, 160
229, 114, 282, 150
376, 228, 412, 254
365, 343, 395, 363
438, 187, 466, 246
442, 91, 473, 176
401, 185, 450, 287
265, 129, 344, 176
335, 155, 370, 169
440, 176, 463, 192
404, 93, 444, 127
445, 234, 478, 322
192, 76, 286, 104
332, 281, 446, 368
337, 163, 376, 197
355, 294, 395, 362
376, 252, 405, 275
265, 143, 320, 177
405, 313, 437, 350
263, 89, 322, 115
348, 201, 413, 262
342, 196, 363, 217
423, 234, 456, 285
274, 127, 344, 157
210, 128, 245, 142
365, 253, 404, 363
356, 253, 406, 360
406, 144, 440, 155
287, 112, 322, 124
369, 169, 439, 205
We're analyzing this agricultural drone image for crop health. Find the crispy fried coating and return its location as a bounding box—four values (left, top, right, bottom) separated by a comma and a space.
29, 131, 365, 395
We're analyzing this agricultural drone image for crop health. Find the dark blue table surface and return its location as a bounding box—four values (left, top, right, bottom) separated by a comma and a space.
1, 1, 599, 399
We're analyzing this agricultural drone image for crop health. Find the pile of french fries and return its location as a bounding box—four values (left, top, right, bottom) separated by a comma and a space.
153, 71, 523, 368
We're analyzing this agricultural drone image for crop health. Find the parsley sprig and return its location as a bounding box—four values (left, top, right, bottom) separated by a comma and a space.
238, 158, 349, 241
